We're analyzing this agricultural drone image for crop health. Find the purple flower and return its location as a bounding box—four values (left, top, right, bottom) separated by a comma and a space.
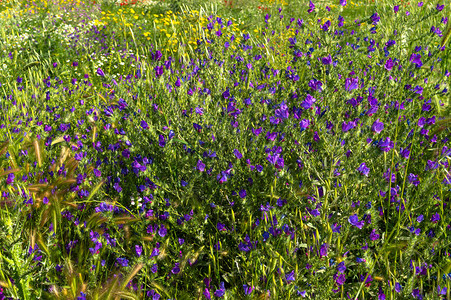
252, 127, 262, 136
370, 229, 380, 241
379, 137, 394, 152
412, 289, 423, 299
203, 288, 211, 300
436, 4, 444, 11
384, 58, 394, 71
141, 120, 149, 130
395, 282, 402, 293
320, 243, 328, 257
150, 264, 158, 273
416, 214, 424, 223
267, 153, 285, 169
222, 89, 230, 99
348, 214, 364, 229
378, 287, 386, 300
307, 1, 315, 13
158, 135, 166, 147
300, 94, 316, 110
152, 50, 162, 61
332, 223, 341, 233
299, 119, 310, 131
336, 273, 346, 285
171, 263, 180, 274
217, 171, 230, 184
197, 160, 205, 172
345, 77, 359, 91
239, 189, 247, 199
158, 225, 167, 237
155, 65, 164, 77
214, 282, 225, 298
308, 79, 323, 92
410, 53, 423, 68
340, 0, 347, 6
414, 85, 423, 95
113, 182, 122, 193
438, 285, 447, 295
193, 123, 202, 132
357, 162, 370, 176
116, 257, 129, 267
6, 173, 14, 185
360, 273, 373, 284
400, 146, 410, 158
217, 222, 226, 231
243, 284, 255, 295
342, 120, 356, 132
285, 270, 295, 282
370, 13, 380, 25
321, 55, 332, 65
150, 247, 159, 257
337, 262, 346, 273
135, 245, 142, 257
233, 149, 242, 159
431, 213, 440, 223
96, 68, 105, 77
313, 131, 320, 142
275, 101, 289, 119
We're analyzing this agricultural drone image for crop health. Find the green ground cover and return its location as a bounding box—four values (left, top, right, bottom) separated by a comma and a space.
0, 0, 450, 298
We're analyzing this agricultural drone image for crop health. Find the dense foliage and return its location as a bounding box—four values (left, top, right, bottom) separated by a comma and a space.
0, 0, 450, 299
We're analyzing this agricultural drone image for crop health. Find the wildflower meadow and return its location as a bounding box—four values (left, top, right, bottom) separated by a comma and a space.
0, 0, 450, 298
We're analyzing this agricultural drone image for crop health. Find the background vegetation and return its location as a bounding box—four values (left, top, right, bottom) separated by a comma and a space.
0, 0, 450, 298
